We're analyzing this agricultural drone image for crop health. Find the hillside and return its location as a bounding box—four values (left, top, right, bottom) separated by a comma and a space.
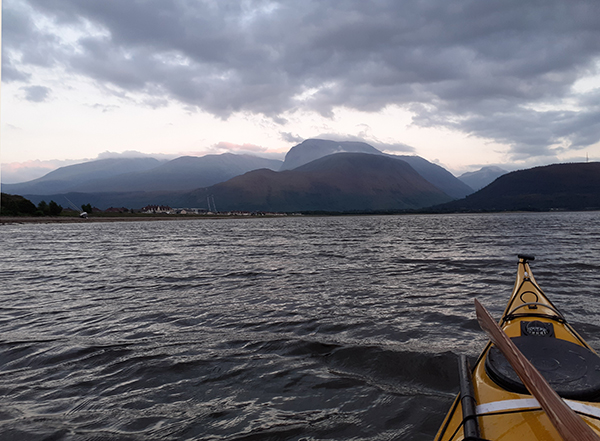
2, 157, 162, 195
5, 139, 473, 210
184, 153, 453, 212
280, 139, 472, 199
20, 191, 179, 212
394, 155, 473, 199
4, 154, 282, 195
18, 161, 599, 213
459, 166, 507, 191
19, 154, 452, 212
433, 162, 600, 212
75, 154, 282, 192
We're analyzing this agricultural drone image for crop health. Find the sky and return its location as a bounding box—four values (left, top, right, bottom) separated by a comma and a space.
2, 0, 600, 183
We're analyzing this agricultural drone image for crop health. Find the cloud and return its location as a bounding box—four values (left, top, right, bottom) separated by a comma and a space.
378, 142, 416, 154
310, 132, 416, 154
6, 0, 600, 160
2, 61, 32, 83
88, 103, 120, 113
186, 142, 287, 159
280, 132, 304, 144
21, 85, 52, 102
95, 150, 176, 161
212, 142, 268, 153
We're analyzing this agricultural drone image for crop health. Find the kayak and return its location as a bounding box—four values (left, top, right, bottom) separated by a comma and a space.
434, 255, 600, 440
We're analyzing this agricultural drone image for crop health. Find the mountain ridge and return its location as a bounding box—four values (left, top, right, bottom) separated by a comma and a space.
3, 154, 283, 195
18, 153, 454, 212
188, 153, 454, 212
15, 161, 599, 214
280, 139, 473, 199
3, 139, 472, 204
75, 154, 282, 192
432, 162, 600, 212
2, 157, 163, 195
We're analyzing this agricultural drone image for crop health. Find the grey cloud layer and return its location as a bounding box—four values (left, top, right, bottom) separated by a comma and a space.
4, 0, 600, 158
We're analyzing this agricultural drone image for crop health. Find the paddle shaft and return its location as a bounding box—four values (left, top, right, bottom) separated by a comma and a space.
458, 355, 480, 439
474, 299, 600, 441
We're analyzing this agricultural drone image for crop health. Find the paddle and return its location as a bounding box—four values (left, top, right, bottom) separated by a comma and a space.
474, 298, 600, 441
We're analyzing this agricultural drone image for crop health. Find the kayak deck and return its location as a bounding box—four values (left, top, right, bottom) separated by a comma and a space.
435, 255, 600, 440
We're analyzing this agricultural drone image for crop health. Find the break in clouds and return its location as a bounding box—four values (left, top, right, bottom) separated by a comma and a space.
4, 0, 600, 159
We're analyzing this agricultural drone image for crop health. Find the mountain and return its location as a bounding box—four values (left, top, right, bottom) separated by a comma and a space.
183, 153, 453, 212
459, 166, 508, 191
280, 139, 473, 199
74, 154, 282, 192
4, 139, 471, 209
394, 155, 473, 199
433, 162, 600, 212
280, 139, 383, 170
2, 157, 162, 195
3, 154, 282, 195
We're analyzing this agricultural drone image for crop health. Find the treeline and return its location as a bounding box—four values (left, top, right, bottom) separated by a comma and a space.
1, 193, 63, 216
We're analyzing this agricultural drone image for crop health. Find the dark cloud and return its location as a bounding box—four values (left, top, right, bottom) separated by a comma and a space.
1, 60, 32, 83
280, 132, 304, 143
5, 0, 600, 159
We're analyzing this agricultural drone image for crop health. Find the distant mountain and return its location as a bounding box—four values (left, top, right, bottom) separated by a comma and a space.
433, 162, 600, 212
4, 154, 282, 196
74, 154, 282, 192
183, 153, 453, 212
459, 166, 507, 191
2, 157, 162, 195
280, 139, 473, 199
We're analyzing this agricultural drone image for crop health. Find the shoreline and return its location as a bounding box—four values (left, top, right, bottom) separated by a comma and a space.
0, 215, 238, 224
2, 210, 593, 225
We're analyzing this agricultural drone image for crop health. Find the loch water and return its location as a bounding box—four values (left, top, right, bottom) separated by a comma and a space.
2, 212, 600, 441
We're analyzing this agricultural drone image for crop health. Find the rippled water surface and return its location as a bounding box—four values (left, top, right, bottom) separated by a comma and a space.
2, 212, 600, 440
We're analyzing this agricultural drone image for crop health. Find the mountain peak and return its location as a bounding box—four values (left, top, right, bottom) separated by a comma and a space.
459, 166, 508, 191
280, 139, 383, 170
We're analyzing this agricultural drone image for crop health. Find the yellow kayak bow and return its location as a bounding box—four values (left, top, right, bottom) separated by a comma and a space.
435, 255, 600, 441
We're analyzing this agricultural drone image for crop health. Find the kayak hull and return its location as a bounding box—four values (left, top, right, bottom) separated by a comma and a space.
434, 256, 600, 440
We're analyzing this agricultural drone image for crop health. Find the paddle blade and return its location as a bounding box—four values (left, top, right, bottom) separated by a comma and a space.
474, 298, 600, 441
